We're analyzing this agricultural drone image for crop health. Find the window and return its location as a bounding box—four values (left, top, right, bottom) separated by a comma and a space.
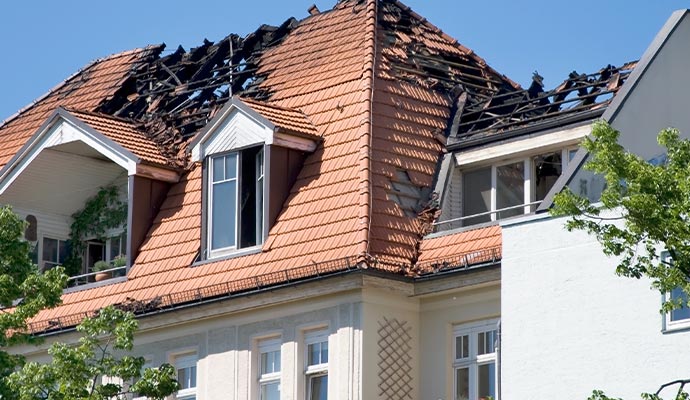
259, 340, 281, 400
305, 330, 328, 400
458, 148, 573, 227
453, 320, 498, 400
41, 237, 68, 271
208, 146, 265, 258
174, 353, 197, 400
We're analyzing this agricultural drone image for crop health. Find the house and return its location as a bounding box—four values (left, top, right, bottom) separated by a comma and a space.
6, 0, 688, 399
4, 1, 510, 399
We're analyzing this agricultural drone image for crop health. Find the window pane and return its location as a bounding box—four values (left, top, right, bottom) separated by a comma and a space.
308, 343, 320, 366
309, 375, 328, 400
58, 240, 68, 264
211, 180, 237, 249
455, 367, 469, 400
534, 152, 562, 203
496, 161, 524, 219
43, 238, 57, 262
455, 335, 468, 360
225, 153, 237, 179
462, 167, 491, 226
178, 366, 196, 390
478, 330, 497, 355
260, 382, 280, 400
478, 362, 496, 399
321, 341, 328, 363
671, 287, 690, 321
261, 350, 280, 374
212, 156, 225, 182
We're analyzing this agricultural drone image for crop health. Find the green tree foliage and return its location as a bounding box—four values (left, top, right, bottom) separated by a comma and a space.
552, 121, 690, 313
8, 306, 180, 400
0, 205, 67, 398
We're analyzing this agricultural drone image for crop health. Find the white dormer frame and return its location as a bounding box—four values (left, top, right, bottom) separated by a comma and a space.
189, 97, 318, 260
0, 107, 178, 195
189, 97, 317, 162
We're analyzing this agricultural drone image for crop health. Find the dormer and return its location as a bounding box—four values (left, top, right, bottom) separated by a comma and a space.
434, 63, 636, 232
0, 108, 178, 285
189, 97, 320, 260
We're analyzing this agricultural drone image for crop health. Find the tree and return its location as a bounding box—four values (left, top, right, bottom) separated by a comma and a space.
551, 121, 690, 400
551, 120, 690, 314
0, 205, 67, 398
8, 306, 179, 400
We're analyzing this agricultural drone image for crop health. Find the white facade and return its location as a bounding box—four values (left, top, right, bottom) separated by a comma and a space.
501, 215, 690, 398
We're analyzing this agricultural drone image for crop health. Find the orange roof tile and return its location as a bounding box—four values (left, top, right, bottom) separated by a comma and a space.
239, 97, 321, 139
66, 109, 171, 167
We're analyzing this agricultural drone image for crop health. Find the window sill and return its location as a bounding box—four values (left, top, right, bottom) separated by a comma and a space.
63, 276, 127, 294
662, 319, 690, 334
194, 245, 263, 267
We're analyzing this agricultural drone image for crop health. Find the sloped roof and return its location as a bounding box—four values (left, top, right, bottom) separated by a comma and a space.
0, 46, 162, 168
240, 97, 320, 139
8, 0, 506, 333
67, 109, 171, 167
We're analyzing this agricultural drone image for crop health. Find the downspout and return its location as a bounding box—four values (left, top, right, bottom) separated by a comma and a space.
357, 0, 378, 262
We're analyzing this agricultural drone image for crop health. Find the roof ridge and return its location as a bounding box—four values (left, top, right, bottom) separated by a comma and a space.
0, 45, 162, 129
355, 0, 378, 259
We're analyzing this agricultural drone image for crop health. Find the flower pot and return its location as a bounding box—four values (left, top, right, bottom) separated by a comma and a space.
95, 271, 112, 282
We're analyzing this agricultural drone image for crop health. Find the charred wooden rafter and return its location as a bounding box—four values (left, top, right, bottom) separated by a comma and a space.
97, 18, 298, 167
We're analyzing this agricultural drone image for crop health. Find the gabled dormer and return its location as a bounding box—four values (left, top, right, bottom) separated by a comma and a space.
189, 97, 320, 260
0, 107, 179, 286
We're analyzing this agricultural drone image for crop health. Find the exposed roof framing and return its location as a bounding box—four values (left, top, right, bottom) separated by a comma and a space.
97, 18, 299, 165
447, 61, 637, 147
378, 1, 519, 100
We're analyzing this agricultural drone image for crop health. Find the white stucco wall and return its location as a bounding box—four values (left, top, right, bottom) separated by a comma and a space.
502, 215, 690, 399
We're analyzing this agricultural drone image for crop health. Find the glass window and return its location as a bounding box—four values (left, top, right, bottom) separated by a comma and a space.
259, 341, 281, 400
42, 237, 68, 271
305, 330, 329, 400
462, 167, 491, 226
210, 153, 238, 251
495, 161, 524, 219
670, 287, 690, 322
207, 147, 265, 258
174, 353, 197, 400
533, 151, 563, 203
453, 321, 498, 400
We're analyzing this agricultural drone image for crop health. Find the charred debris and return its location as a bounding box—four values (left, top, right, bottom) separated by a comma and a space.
96, 18, 298, 166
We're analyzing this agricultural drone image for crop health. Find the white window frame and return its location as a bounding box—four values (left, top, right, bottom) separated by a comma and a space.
304, 330, 329, 400
661, 253, 690, 331
258, 339, 281, 400
459, 147, 574, 225
172, 352, 197, 400
207, 147, 266, 259
453, 319, 499, 400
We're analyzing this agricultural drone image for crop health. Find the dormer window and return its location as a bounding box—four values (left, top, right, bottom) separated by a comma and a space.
437, 120, 588, 232
209, 146, 265, 257
189, 97, 320, 261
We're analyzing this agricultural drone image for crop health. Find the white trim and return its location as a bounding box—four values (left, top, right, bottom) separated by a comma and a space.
453, 319, 500, 400
0, 112, 140, 196
453, 123, 589, 167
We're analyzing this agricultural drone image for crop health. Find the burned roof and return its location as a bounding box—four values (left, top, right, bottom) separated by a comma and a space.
447, 61, 638, 148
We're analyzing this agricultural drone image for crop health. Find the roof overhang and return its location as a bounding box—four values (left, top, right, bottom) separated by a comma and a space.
0, 107, 176, 195
189, 97, 318, 162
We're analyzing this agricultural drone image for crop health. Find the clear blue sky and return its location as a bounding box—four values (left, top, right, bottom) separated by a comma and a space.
1, 0, 687, 121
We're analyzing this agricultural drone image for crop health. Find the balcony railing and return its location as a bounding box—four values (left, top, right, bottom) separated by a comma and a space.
66, 266, 127, 287
433, 200, 542, 232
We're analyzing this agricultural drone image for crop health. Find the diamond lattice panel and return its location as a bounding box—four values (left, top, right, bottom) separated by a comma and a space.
377, 317, 413, 400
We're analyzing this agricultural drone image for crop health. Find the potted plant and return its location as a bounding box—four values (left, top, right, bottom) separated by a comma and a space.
111, 255, 127, 277
92, 260, 112, 282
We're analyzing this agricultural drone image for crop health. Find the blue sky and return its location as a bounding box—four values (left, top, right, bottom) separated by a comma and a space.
1, 0, 687, 121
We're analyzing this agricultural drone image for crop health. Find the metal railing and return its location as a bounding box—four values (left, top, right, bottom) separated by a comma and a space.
433, 201, 542, 230
66, 266, 127, 287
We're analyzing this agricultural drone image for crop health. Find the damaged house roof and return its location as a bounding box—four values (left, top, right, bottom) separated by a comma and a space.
0, 0, 611, 333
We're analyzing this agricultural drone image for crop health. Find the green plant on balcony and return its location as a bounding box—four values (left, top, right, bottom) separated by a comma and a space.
63, 186, 127, 278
